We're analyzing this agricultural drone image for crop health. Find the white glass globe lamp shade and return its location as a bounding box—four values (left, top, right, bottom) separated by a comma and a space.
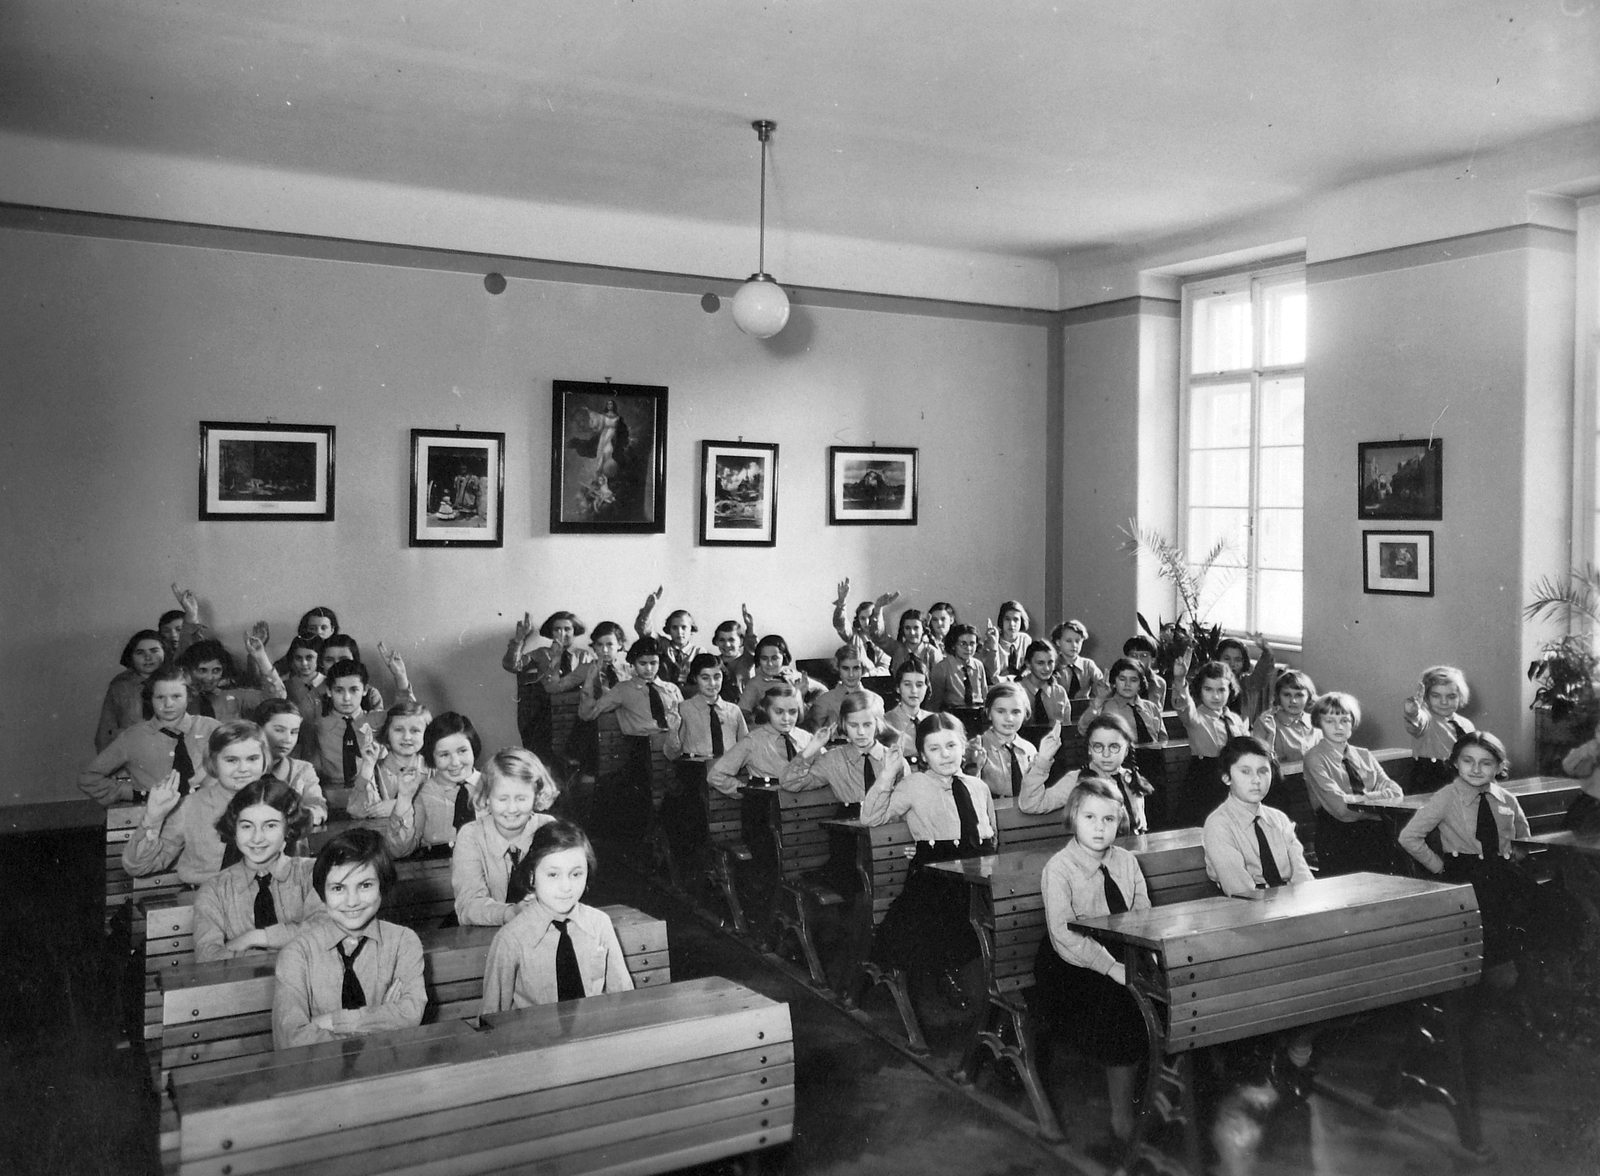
731, 273, 790, 339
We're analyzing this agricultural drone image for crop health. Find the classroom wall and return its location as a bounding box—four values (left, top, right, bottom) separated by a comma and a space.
0, 224, 1050, 807
1304, 230, 1576, 759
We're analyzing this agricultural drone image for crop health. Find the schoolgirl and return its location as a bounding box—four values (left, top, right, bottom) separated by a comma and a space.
80, 666, 219, 805
782, 691, 909, 816
452, 748, 561, 925
95, 629, 167, 751
1170, 654, 1251, 827
709, 682, 807, 797
967, 681, 1039, 799
192, 779, 320, 961
346, 700, 432, 821
1021, 714, 1154, 837
1202, 735, 1312, 896
1402, 665, 1476, 792
1051, 620, 1106, 700
880, 658, 934, 766
1300, 692, 1404, 876
253, 698, 329, 826
927, 624, 988, 713
736, 635, 822, 718
1016, 640, 1070, 728
980, 600, 1032, 680
503, 610, 592, 758
1251, 669, 1321, 761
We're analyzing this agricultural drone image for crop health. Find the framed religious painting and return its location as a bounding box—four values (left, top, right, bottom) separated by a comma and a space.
1358, 439, 1442, 520
549, 381, 668, 534
827, 446, 918, 525
198, 422, 335, 521
699, 440, 778, 546
1363, 530, 1434, 596
408, 429, 505, 547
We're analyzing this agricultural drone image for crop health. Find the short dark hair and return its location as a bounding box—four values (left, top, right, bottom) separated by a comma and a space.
753, 683, 803, 726
1188, 661, 1239, 706
754, 634, 792, 663
540, 611, 587, 639
1123, 634, 1158, 657
1084, 712, 1134, 746
180, 638, 236, 680
298, 607, 340, 637
628, 636, 663, 664
158, 609, 186, 630
915, 711, 966, 754
944, 623, 978, 654
590, 620, 627, 645
894, 657, 929, 685
1024, 639, 1055, 664
509, 818, 598, 897
423, 711, 481, 767
286, 635, 324, 663
120, 629, 167, 671
1219, 734, 1273, 776
687, 652, 722, 679
663, 609, 697, 633
204, 720, 270, 775
214, 777, 310, 851
325, 658, 369, 688
312, 827, 396, 901
321, 635, 361, 664
1451, 730, 1510, 779
251, 697, 301, 726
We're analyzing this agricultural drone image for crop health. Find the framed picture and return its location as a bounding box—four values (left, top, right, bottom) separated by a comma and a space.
1358, 439, 1442, 520
550, 380, 667, 533
699, 440, 778, 546
409, 429, 505, 547
1363, 530, 1434, 596
198, 422, 335, 521
827, 446, 918, 526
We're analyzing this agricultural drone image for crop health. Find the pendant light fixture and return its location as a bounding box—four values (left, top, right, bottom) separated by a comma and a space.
730, 119, 790, 339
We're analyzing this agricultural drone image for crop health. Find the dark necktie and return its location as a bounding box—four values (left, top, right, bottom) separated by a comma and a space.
1343, 754, 1366, 795
1113, 769, 1138, 831
963, 665, 976, 705
558, 650, 572, 676
1101, 865, 1129, 915
452, 782, 474, 830
1006, 743, 1023, 797
342, 716, 359, 785
253, 873, 278, 929
1030, 687, 1049, 725
1476, 792, 1500, 858
1132, 708, 1156, 745
709, 705, 726, 757
161, 727, 196, 795
551, 919, 586, 1001
1067, 664, 1082, 698
949, 777, 981, 850
720, 672, 741, 703
1254, 817, 1286, 887
783, 733, 797, 761
648, 684, 667, 728
505, 847, 527, 904
336, 938, 367, 1009
862, 754, 876, 793
603, 664, 619, 690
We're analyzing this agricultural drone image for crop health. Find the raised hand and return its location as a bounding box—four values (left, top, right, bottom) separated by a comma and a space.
244, 629, 268, 657
834, 578, 851, 609
249, 619, 271, 647
1036, 721, 1063, 762
807, 724, 837, 755
966, 736, 989, 773
172, 584, 200, 622
873, 590, 900, 609
377, 641, 406, 682
1403, 693, 1423, 721
741, 603, 755, 633
642, 585, 664, 612
512, 613, 532, 644
145, 771, 184, 823
983, 618, 1000, 652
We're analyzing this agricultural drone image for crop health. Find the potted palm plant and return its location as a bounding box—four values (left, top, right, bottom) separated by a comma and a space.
1525, 565, 1600, 773
1120, 522, 1240, 682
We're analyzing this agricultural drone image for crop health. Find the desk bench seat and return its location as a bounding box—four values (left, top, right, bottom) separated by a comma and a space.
740, 785, 851, 986
152, 905, 669, 1089
162, 976, 792, 1176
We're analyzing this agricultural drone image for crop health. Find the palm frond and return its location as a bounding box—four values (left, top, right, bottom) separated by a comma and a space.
1526, 565, 1600, 627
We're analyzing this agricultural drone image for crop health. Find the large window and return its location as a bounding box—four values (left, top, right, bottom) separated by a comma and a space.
1181, 264, 1306, 643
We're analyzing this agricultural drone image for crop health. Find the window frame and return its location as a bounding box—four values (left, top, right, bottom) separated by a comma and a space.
1178, 259, 1307, 646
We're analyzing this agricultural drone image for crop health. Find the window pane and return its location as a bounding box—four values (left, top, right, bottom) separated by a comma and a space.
1261, 281, 1307, 367
1260, 376, 1303, 446
1191, 291, 1252, 374
1187, 508, 1249, 564
1189, 449, 1250, 507
1256, 570, 1302, 641
1190, 382, 1251, 448
1204, 570, 1249, 632
1258, 446, 1303, 508
1256, 508, 1303, 570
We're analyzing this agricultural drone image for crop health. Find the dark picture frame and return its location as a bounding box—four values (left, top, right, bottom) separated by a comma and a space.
550, 381, 668, 533
827, 446, 918, 526
1363, 529, 1434, 596
1358, 439, 1442, 520
409, 429, 506, 548
198, 422, 335, 521
699, 440, 779, 547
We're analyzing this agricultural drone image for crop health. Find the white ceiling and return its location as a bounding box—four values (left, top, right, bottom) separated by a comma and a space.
2, 1, 1598, 296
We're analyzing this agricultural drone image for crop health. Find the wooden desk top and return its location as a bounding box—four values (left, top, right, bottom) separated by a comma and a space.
1514, 829, 1600, 856
0, 799, 105, 835
1349, 775, 1581, 814
1070, 872, 1474, 953
926, 826, 1209, 890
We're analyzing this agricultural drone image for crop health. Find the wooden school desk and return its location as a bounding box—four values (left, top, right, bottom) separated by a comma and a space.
1072, 873, 1483, 1173
1349, 775, 1583, 840
926, 827, 1210, 1138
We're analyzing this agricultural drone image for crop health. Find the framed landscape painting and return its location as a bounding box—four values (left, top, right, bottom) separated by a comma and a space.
1363, 530, 1434, 596
1358, 439, 1442, 520
198, 422, 335, 521
409, 429, 505, 547
827, 446, 917, 525
699, 440, 778, 546
550, 380, 667, 534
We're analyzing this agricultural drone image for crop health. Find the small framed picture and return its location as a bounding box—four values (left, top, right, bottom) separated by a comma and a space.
550, 380, 668, 534
198, 422, 335, 521
699, 440, 778, 546
409, 429, 505, 547
1358, 439, 1442, 520
827, 446, 918, 526
1363, 530, 1434, 596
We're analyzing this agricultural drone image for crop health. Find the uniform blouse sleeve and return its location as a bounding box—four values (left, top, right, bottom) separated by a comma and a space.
272, 939, 336, 1049
380, 797, 423, 860
191, 877, 233, 962
1202, 817, 1258, 898
1398, 790, 1450, 874
779, 746, 827, 791
1018, 765, 1076, 815
861, 775, 916, 827
1042, 856, 1118, 974
121, 808, 185, 877
1284, 819, 1313, 883
706, 738, 753, 797
79, 735, 136, 807
452, 827, 517, 926
1302, 750, 1357, 821
296, 767, 329, 825
352, 929, 426, 1034
479, 924, 519, 1015
94, 682, 122, 752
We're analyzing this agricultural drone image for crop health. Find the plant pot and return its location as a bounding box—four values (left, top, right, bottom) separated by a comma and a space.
1534, 703, 1596, 776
